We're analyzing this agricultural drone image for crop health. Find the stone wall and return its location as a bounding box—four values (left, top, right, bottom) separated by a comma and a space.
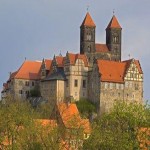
99, 80, 143, 114
40, 80, 57, 104
13, 79, 39, 99
56, 80, 65, 102
100, 82, 124, 114
88, 63, 100, 108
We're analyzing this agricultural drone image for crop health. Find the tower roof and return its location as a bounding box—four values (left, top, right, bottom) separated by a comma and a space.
106, 15, 121, 29
81, 12, 96, 27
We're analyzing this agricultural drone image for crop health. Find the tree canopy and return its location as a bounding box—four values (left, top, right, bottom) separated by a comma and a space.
83, 102, 150, 150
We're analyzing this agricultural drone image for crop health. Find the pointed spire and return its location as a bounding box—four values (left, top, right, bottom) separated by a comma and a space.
59, 50, 62, 56
81, 12, 96, 27
106, 15, 121, 29
53, 55, 56, 59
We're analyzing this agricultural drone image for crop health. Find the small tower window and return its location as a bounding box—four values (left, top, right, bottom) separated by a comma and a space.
87, 33, 91, 40
88, 45, 91, 52
113, 36, 119, 43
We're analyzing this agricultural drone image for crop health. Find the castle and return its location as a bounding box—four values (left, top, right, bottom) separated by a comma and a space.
1, 12, 144, 114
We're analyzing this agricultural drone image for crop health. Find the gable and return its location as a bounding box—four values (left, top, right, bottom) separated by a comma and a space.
124, 60, 143, 81
68, 53, 89, 67
75, 59, 85, 66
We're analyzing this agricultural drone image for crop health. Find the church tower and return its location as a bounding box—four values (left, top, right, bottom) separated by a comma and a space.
106, 15, 122, 61
80, 12, 96, 54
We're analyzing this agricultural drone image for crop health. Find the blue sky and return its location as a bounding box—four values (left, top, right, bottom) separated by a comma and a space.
0, 0, 150, 102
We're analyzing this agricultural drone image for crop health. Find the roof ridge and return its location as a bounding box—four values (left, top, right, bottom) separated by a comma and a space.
14, 60, 27, 79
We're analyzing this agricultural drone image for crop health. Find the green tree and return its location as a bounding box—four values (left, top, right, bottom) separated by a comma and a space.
76, 98, 96, 118
0, 98, 77, 149
0, 98, 36, 149
83, 102, 150, 150
30, 85, 41, 97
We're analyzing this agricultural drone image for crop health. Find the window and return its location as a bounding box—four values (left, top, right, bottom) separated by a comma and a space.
87, 46, 91, 52
87, 33, 91, 40
129, 82, 132, 88
132, 67, 135, 71
74, 80, 78, 87
105, 83, 108, 89
116, 83, 119, 89
121, 84, 124, 90
25, 81, 29, 86
113, 36, 119, 43
26, 91, 29, 96
110, 83, 113, 89
127, 94, 129, 97
125, 82, 128, 88
83, 80, 86, 88
32, 82, 34, 86
19, 90, 22, 94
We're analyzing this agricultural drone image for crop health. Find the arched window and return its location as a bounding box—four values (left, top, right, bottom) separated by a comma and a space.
87, 33, 91, 40
88, 45, 91, 52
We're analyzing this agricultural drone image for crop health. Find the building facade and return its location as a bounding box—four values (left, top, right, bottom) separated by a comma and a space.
1, 12, 144, 115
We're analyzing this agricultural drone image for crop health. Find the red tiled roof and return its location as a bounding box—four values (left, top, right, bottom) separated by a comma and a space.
81, 119, 91, 133
56, 56, 64, 67
35, 119, 57, 127
106, 15, 121, 29
68, 53, 89, 67
97, 59, 143, 83
57, 103, 81, 127
95, 44, 109, 52
45, 59, 52, 70
135, 60, 143, 74
81, 12, 96, 27
14, 60, 42, 80
97, 60, 125, 83
57, 103, 91, 133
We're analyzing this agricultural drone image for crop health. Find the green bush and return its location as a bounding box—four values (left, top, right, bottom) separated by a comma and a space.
76, 98, 96, 118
